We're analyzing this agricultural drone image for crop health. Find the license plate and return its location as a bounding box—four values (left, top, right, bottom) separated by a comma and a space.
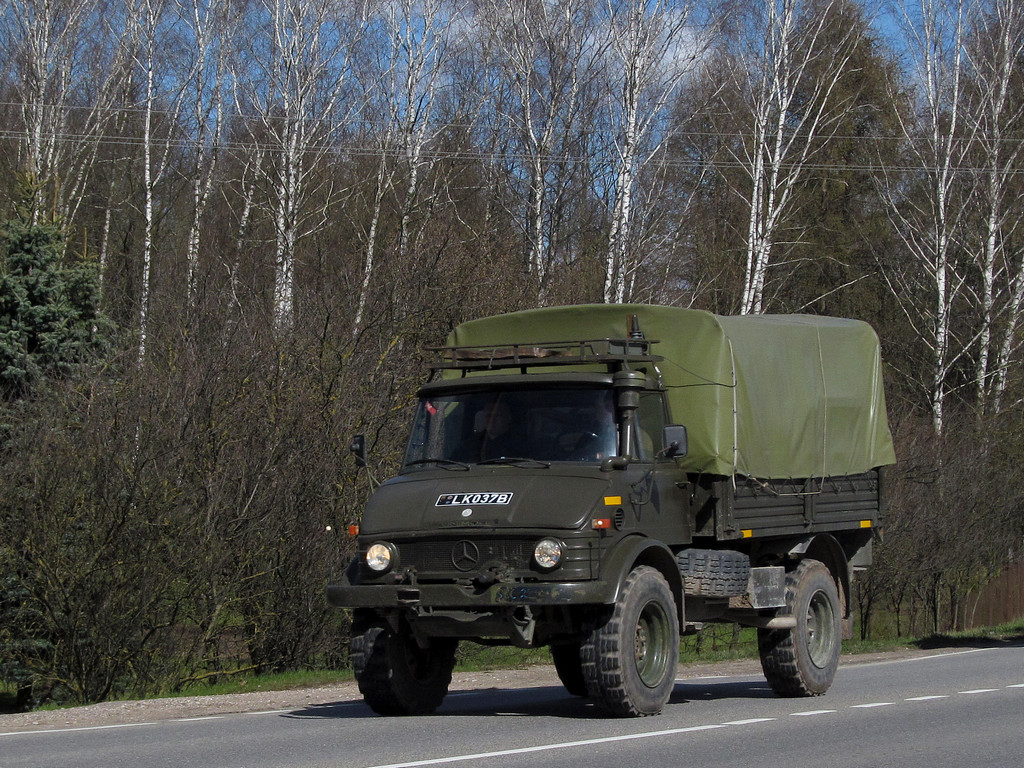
436, 492, 513, 506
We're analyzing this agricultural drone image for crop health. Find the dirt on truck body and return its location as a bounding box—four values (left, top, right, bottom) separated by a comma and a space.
328, 304, 896, 717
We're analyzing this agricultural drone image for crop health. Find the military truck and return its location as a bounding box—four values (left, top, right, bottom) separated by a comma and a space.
328, 304, 895, 717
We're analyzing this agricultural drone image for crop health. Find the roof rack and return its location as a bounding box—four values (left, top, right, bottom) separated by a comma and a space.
428, 338, 661, 374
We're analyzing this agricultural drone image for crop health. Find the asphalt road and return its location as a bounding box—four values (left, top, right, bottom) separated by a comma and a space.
2, 644, 1022, 768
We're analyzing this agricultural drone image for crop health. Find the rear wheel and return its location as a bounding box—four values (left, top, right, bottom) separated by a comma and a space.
351, 618, 457, 715
758, 559, 841, 696
581, 566, 679, 717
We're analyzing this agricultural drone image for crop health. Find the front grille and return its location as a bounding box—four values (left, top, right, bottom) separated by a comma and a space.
400, 537, 534, 573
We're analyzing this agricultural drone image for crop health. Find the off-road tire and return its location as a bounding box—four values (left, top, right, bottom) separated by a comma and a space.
757, 558, 841, 697
580, 566, 679, 717
677, 549, 751, 597
550, 642, 588, 697
351, 619, 457, 715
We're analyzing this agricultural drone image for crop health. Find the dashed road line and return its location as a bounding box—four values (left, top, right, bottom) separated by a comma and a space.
790, 710, 836, 716
851, 702, 894, 708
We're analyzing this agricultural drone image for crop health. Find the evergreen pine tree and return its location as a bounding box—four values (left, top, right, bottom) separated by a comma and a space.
0, 197, 108, 399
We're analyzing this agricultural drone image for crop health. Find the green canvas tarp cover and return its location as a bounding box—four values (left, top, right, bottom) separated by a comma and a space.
448, 304, 896, 480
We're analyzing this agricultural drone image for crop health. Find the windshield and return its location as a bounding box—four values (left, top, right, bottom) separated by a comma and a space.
404, 388, 618, 467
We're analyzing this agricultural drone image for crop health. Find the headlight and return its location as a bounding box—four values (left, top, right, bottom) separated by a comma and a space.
365, 542, 396, 572
533, 538, 564, 570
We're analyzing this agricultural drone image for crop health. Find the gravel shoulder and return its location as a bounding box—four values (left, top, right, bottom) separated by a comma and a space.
0, 648, 933, 733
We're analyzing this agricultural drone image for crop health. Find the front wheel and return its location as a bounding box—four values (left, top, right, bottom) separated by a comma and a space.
351, 618, 457, 715
550, 642, 588, 697
581, 566, 679, 717
757, 558, 841, 696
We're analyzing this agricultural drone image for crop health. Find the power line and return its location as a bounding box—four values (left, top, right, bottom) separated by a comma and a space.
4, 98, 1024, 148
2, 127, 1023, 176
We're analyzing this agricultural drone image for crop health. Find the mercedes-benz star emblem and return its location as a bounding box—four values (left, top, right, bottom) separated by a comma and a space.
451, 540, 480, 571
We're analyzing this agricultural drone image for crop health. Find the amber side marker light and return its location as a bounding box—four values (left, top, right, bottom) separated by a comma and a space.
348, 525, 360, 536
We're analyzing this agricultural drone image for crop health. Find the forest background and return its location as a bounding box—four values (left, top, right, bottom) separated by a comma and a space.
2, 0, 1024, 707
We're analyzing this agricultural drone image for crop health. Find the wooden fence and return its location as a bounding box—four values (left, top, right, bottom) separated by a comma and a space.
967, 560, 1024, 629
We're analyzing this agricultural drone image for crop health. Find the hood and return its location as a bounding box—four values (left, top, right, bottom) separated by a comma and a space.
359, 467, 611, 535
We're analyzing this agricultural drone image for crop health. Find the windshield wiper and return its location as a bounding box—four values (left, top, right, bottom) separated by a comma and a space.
405, 458, 471, 471
477, 457, 551, 468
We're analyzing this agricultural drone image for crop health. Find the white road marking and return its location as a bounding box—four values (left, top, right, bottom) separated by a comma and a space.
681, 675, 728, 681
362, 682, 1024, 768
364, 724, 727, 768
859, 648, 989, 667
0, 722, 156, 737
790, 710, 836, 716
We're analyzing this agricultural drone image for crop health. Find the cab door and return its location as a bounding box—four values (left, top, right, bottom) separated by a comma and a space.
623, 392, 691, 546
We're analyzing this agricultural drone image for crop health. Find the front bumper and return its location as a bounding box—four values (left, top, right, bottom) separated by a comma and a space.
326, 577, 615, 610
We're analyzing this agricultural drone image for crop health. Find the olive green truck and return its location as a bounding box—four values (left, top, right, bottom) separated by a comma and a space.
328, 304, 895, 717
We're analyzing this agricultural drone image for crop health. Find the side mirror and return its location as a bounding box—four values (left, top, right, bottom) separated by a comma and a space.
349, 434, 368, 467
663, 425, 688, 458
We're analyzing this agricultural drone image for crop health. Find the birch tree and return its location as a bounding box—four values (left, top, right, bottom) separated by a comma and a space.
129, 0, 194, 361
179, 0, 232, 303
879, 0, 975, 436
480, 0, 602, 299
352, 0, 468, 336
963, 0, 1024, 414
599, 0, 705, 303
233, 0, 365, 329
3, 0, 129, 227
726, 0, 864, 315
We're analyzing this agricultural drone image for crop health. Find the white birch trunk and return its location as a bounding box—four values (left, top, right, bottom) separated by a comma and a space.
182, 0, 229, 303
731, 0, 861, 315
132, 0, 191, 361
993, 253, 1024, 413
139, 18, 156, 362
236, 0, 362, 331
10, 0, 127, 228
880, 0, 975, 437
352, 152, 391, 338
601, 0, 699, 305
964, 0, 1024, 413
483, 0, 596, 300
349, 0, 464, 337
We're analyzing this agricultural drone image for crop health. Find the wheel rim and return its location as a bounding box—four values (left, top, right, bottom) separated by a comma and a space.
806, 589, 837, 668
635, 599, 673, 688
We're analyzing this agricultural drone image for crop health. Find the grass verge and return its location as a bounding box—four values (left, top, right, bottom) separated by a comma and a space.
4, 618, 1022, 710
